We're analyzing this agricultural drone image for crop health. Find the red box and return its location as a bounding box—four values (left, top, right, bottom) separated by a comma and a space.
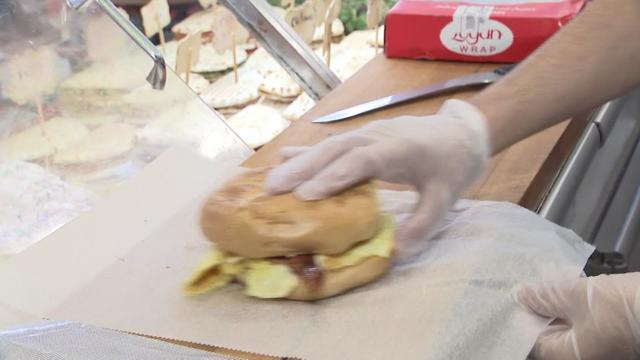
384, 0, 586, 63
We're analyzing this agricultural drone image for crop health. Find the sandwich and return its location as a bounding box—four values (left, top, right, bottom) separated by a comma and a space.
283, 92, 315, 121
52, 122, 136, 177
172, 6, 253, 46
0, 117, 90, 162
171, 7, 216, 41
58, 55, 151, 116
136, 99, 234, 148
201, 77, 260, 115
242, 47, 281, 73
258, 68, 302, 103
225, 104, 290, 149
162, 41, 249, 81
311, 18, 345, 44
184, 168, 395, 301
178, 73, 211, 95
330, 46, 375, 81
119, 75, 194, 119
339, 27, 385, 50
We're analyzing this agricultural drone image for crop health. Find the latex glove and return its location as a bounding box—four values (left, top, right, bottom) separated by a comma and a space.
265, 99, 490, 257
517, 273, 640, 360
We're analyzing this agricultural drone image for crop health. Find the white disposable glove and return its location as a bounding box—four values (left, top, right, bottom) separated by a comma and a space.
517, 273, 640, 360
265, 99, 490, 257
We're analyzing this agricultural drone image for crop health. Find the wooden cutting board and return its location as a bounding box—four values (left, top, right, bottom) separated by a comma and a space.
244, 55, 588, 210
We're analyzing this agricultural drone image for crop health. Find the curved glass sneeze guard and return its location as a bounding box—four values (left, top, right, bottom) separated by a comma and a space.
0, 0, 252, 256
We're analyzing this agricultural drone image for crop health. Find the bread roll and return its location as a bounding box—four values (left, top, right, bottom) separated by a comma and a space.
200, 168, 381, 258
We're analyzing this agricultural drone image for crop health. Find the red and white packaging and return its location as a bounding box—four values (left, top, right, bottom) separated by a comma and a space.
384, 0, 586, 63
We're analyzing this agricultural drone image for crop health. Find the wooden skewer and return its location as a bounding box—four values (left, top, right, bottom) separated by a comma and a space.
323, 0, 338, 67
324, 21, 332, 66
35, 98, 51, 169
375, 25, 380, 55
186, 45, 192, 84
157, 14, 166, 53
232, 32, 238, 84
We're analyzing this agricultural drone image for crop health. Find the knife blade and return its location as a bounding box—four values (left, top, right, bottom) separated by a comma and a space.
312, 64, 515, 123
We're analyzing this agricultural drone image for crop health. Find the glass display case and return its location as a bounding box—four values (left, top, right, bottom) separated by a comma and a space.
0, 0, 392, 256
0, 0, 252, 256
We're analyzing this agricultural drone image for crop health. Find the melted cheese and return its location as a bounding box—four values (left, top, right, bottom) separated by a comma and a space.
242, 261, 299, 299
184, 214, 394, 298
315, 214, 394, 270
183, 249, 235, 296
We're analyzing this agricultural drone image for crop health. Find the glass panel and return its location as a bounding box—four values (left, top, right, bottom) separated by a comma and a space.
112, 0, 396, 141
0, 0, 252, 256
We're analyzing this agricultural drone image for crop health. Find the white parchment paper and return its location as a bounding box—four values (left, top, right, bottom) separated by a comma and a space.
0, 148, 594, 359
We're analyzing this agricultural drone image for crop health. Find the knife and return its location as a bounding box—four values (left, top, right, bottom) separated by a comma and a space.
312, 64, 515, 123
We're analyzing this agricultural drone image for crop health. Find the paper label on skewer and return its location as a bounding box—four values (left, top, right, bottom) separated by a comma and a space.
285, 1, 316, 44
211, 7, 249, 54
86, 14, 128, 62
312, 0, 330, 26
367, 0, 384, 29
325, 0, 341, 24
175, 32, 202, 76
2, 47, 59, 106
141, 0, 171, 37
211, 22, 234, 54
322, 0, 340, 61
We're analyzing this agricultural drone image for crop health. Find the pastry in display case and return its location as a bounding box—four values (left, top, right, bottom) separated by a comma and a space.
155, 1, 387, 123
0, 0, 252, 256
312, 18, 345, 44
283, 92, 315, 122
225, 104, 290, 149
201, 75, 262, 115
162, 39, 249, 81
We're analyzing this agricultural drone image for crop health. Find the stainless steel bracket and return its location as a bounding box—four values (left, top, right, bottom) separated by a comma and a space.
539, 99, 625, 222
219, 0, 340, 101
539, 97, 630, 241
591, 97, 625, 144
538, 121, 601, 222
65, 0, 167, 90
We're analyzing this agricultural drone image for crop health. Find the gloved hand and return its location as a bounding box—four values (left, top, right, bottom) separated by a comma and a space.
517, 273, 640, 360
265, 99, 491, 257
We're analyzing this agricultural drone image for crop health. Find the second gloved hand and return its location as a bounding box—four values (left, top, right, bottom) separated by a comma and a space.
265, 99, 491, 257
517, 273, 640, 360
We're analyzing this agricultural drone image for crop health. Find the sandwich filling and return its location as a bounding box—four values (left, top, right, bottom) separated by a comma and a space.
184, 214, 394, 298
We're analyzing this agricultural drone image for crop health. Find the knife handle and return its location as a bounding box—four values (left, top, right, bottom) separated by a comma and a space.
494, 64, 517, 76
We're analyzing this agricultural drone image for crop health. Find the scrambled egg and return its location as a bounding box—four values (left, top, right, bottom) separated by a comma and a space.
184, 215, 394, 298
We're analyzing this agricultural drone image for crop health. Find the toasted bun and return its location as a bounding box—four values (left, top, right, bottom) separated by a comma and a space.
201, 168, 381, 258
285, 255, 391, 301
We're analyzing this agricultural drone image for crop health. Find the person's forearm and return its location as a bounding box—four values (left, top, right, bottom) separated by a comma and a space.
469, 0, 640, 154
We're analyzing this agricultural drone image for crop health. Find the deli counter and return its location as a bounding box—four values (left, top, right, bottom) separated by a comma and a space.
2, 0, 640, 359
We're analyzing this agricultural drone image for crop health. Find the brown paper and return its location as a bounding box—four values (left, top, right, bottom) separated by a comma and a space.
0, 148, 593, 360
